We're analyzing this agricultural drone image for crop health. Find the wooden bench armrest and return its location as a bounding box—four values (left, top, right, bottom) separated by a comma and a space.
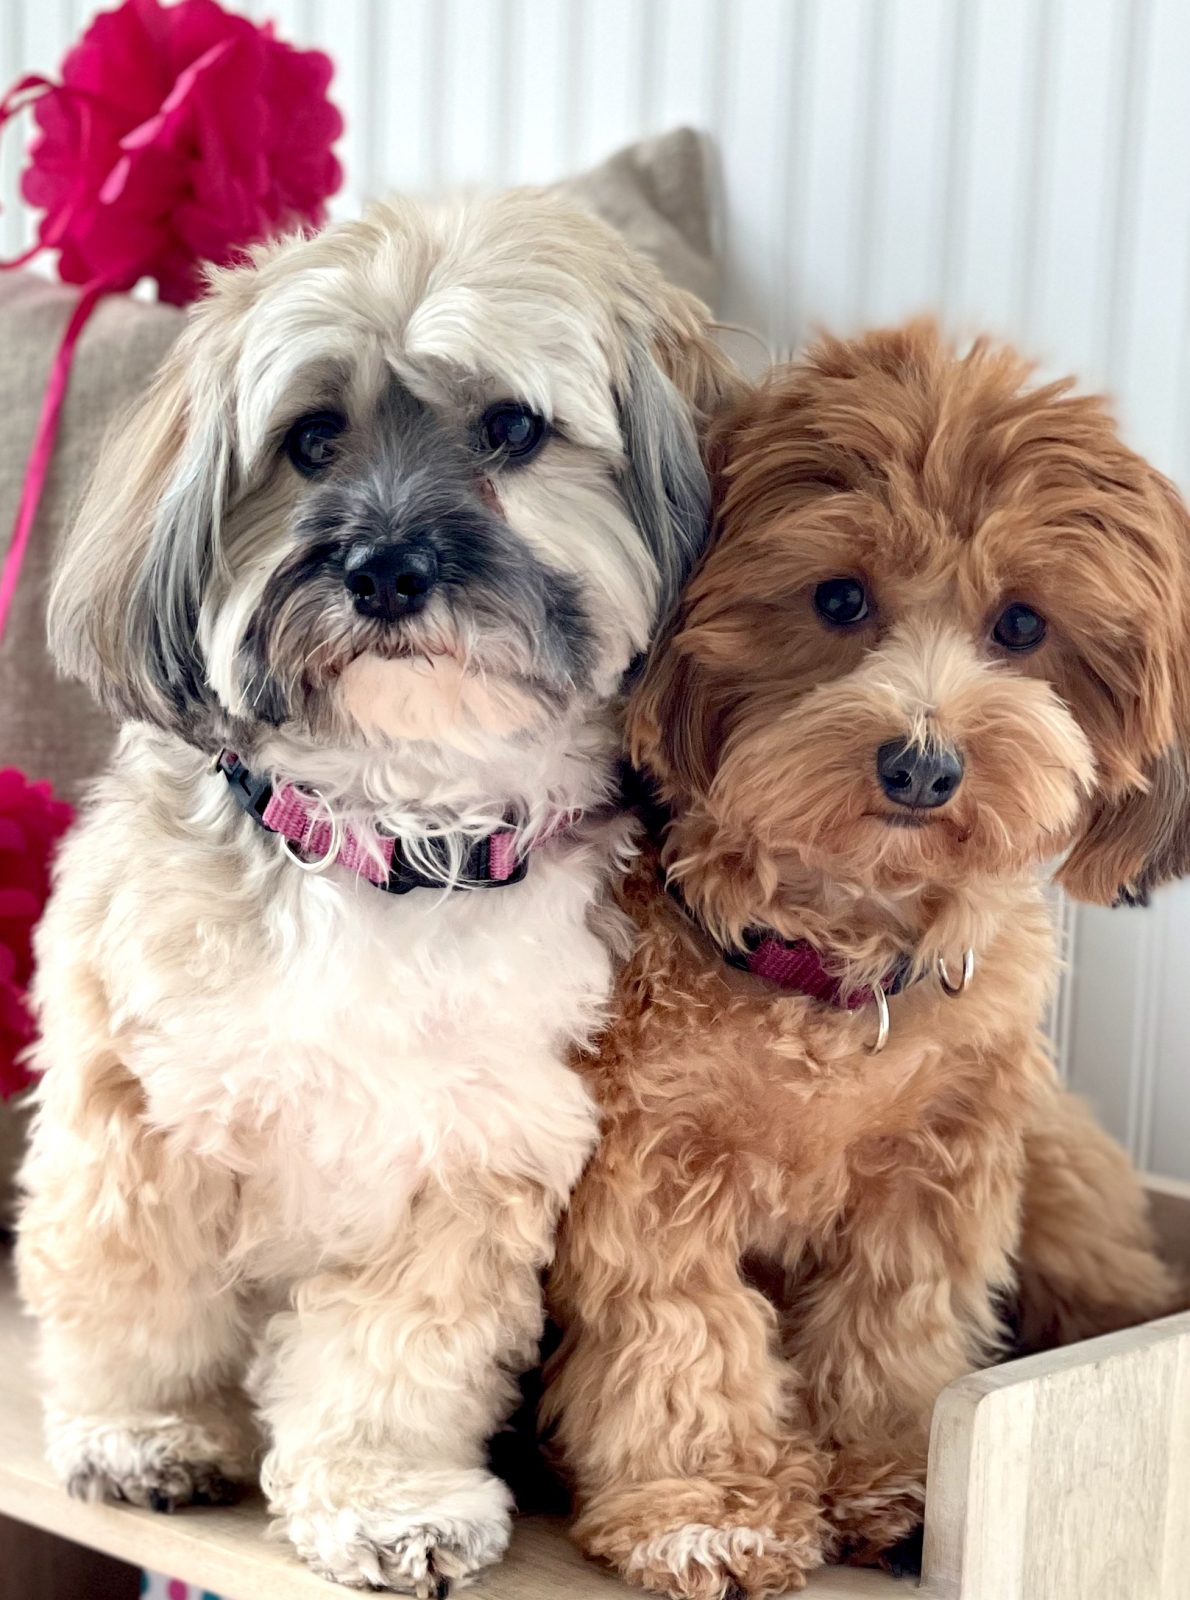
922, 1311, 1190, 1600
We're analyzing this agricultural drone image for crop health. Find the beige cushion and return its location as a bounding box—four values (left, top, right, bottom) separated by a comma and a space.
0, 129, 719, 1216
557, 127, 720, 306
0, 282, 182, 801
0, 284, 180, 1224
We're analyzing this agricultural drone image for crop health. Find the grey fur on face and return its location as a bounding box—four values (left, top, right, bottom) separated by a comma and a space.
127, 425, 233, 736
238, 382, 594, 732
48, 194, 735, 764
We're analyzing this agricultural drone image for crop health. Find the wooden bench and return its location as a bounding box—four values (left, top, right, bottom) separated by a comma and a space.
2, 1180, 1186, 1599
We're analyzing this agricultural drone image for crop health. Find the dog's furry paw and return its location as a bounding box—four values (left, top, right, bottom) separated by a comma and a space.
621, 1524, 816, 1599
48, 1411, 250, 1512
577, 1471, 824, 1600
278, 1465, 512, 1595
826, 1450, 925, 1565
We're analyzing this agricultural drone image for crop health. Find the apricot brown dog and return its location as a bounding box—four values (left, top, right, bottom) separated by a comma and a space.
545, 323, 1185, 1598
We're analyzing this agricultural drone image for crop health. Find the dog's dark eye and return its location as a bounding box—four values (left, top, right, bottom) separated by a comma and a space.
814, 577, 870, 626
479, 402, 547, 463
284, 412, 345, 476
993, 602, 1047, 652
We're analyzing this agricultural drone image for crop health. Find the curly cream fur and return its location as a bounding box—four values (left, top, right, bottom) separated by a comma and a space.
18, 191, 740, 1595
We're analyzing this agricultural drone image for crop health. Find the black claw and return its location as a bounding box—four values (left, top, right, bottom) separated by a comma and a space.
148, 1488, 175, 1514
882, 1524, 925, 1580
724, 1585, 749, 1600
427, 1554, 450, 1600
192, 1473, 240, 1508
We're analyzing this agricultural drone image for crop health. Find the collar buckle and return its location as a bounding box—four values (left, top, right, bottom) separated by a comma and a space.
217, 750, 273, 822
382, 835, 531, 894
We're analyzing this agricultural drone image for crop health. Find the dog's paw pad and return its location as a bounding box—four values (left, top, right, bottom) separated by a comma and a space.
308, 1523, 505, 1600
51, 1413, 250, 1513
308, 1520, 507, 1596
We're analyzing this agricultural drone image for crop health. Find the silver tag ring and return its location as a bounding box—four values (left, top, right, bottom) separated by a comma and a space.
937, 948, 975, 997
866, 985, 891, 1055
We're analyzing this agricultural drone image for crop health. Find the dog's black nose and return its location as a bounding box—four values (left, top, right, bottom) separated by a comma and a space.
344, 542, 438, 620
876, 740, 964, 809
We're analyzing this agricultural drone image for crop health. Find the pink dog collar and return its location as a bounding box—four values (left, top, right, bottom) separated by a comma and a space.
217, 750, 567, 893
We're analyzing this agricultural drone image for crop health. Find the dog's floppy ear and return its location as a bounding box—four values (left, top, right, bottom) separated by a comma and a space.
649, 294, 747, 432
615, 281, 745, 621
1057, 478, 1190, 906
628, 609, 724, 799
1058, 745, 1190, 906
48, 301, 235, 738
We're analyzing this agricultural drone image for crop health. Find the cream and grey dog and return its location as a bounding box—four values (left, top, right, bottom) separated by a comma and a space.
17, 192, 736, 1593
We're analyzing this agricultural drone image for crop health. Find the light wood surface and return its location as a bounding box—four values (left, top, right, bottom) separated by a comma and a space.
923, 1310, 1190, 1600
0, 1255, 888, 1600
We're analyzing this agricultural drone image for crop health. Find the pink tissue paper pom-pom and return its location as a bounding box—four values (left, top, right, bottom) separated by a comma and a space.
20, 0, 344, 305
0, 772, 73, 1100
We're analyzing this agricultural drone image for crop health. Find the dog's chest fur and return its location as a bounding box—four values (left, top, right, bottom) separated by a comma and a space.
588, 851, 1056, 1251
38, 735, 620, 1276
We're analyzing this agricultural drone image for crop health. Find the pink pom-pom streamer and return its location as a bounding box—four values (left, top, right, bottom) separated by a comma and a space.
0, 0, 344, 641
0, 771, 73, 1099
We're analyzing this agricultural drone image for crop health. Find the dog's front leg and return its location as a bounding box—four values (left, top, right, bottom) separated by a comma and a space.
18, 1034, 254, 1509
796, 1125, 1025, 1566
545, 1159, 827, 1600
258, 1169, 557, 1596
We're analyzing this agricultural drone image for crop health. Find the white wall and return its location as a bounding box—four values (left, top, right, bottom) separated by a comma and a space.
3, 0, 1188, 1176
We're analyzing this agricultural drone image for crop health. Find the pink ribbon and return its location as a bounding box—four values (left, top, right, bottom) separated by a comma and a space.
0, 76, 111, 643
0, 277, 108, 639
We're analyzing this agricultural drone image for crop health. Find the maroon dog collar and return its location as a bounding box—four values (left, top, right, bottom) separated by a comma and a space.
217, 750, 572, 894
727, 932, 915, 1011
727, 931, 978, 1056
663, 875, 916, 1013
724, 928, 921, 1055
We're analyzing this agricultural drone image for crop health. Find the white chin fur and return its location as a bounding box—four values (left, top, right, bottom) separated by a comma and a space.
338, 652, 551, 745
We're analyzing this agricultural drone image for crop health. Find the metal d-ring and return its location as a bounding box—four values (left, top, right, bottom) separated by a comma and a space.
284, 790, 343, 875
866, 985, 891, 1055
937, 948, 975, 997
